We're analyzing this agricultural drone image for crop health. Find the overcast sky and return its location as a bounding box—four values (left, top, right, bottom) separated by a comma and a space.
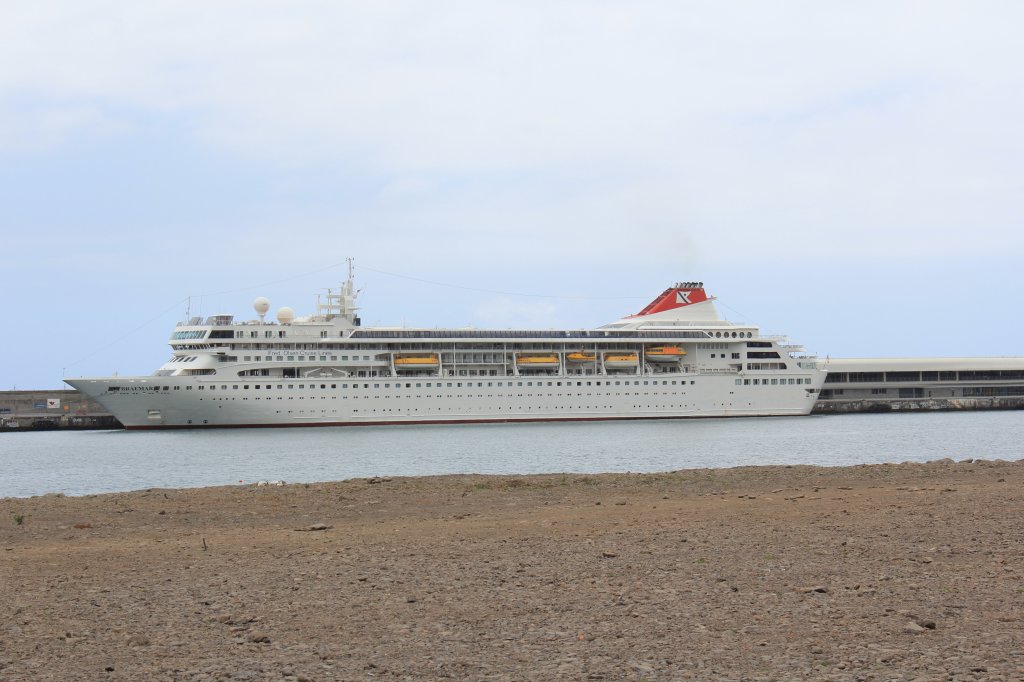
2, 2, 1022, 388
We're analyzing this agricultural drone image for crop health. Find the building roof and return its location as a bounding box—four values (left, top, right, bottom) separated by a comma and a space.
826, 357, 1024, 372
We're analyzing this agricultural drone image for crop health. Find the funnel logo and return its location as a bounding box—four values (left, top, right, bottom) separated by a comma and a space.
676, 291, 692, 305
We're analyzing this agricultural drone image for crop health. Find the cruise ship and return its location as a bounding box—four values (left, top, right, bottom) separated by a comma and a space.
66, 266, 826, 429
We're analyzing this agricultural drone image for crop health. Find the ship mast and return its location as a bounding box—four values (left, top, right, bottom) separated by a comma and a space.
316, 257, 361, 325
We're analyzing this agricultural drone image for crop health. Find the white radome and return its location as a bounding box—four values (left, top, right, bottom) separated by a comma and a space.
253, 297, 270, 318
276, 306, 295, 325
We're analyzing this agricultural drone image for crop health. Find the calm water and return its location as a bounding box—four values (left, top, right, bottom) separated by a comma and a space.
1, 411, 1022, 498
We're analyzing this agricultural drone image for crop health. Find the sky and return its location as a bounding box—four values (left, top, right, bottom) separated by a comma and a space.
2, 2, 1022, 389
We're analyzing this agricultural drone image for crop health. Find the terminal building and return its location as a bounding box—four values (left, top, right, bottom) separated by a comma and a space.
0, 389, 118, 430
814, 358, 1024, 413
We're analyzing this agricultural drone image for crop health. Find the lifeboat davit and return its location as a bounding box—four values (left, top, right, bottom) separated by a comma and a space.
566, 351, 597, 363
603, 352, 639, 369
645, 345, 686, 362
516, 354, 560, 370
394, 354, 440, 371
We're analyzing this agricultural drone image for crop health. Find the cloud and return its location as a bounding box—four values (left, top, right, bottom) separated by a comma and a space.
473, 297, 560, 329
1, 1, 1022, 271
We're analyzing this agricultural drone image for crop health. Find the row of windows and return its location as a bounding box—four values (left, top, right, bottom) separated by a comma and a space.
115, 376, 810, 394
199, 378, 704, 391
736, 378, 811, 386
825, 370, 1024, 383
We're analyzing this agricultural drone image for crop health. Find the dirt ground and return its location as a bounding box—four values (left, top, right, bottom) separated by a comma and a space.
1, 458, 1022, 681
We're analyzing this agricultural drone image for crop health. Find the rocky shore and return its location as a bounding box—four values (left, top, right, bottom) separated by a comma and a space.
2, 458, 1022, 681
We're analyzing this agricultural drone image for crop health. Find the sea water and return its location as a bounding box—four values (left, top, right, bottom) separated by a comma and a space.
1, 411, 1021, 498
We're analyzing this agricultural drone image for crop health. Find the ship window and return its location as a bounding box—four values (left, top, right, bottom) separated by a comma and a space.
255, 385, 260, 390
744, 379, 750, 385
735, 379, 742, 385
287, 356, 295, 361
233, 385, 239, 389
331, 356, 337, 361
447, 383, 453, 387
321, 384, 326, 389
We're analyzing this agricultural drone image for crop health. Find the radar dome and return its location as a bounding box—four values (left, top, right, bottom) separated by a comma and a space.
276, 306, 295, 325
253, 297, 270, 319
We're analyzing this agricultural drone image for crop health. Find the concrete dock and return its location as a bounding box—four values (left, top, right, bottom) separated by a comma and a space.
0, 390, 121, 431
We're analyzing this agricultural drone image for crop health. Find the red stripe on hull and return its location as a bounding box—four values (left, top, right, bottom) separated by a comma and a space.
123, 412, 807, 430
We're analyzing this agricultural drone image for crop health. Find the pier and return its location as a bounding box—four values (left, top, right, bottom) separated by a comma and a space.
0, 390, 121, 431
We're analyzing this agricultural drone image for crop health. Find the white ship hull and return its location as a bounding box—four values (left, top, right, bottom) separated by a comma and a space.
67, 371, 822, 429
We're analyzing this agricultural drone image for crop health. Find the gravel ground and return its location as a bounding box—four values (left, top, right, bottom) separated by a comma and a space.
1, 458, 1022, 681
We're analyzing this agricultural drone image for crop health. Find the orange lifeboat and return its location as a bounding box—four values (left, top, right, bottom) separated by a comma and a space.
394, 354, 440, 371
646, 346, 686, 362
603, 352, 639, 369
516, 354, 560, 370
